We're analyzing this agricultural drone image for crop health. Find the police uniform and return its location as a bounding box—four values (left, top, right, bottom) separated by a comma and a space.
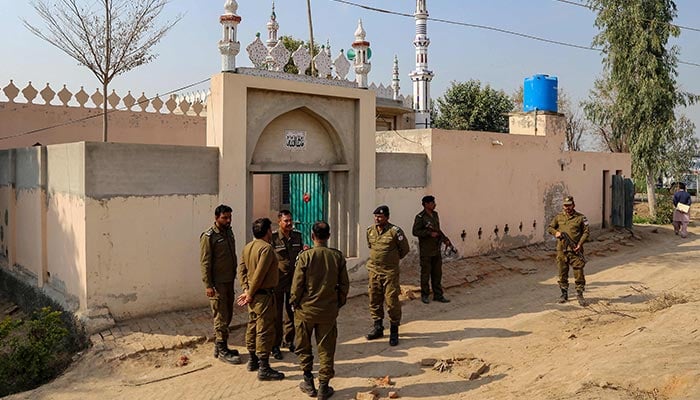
239, 238, 279, 358
412, 209, 445, 300
200, 224, 237, 344
290, 243, 349, 385
366, 216, 410, 326
271, 229, 303, 350
547, 198, 590, 293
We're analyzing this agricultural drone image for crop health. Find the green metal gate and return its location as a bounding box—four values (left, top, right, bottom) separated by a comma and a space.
288, 173, 326, 246
612, 175, 634, 229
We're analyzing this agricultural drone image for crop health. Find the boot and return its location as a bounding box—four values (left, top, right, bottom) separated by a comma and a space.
271, 345, 283, 360
576, 290, 587, 306
257, 357, 285, 381
299, 371, 318, 397
557, 288, 568, 304
214, 342, 241, 364
318, 381, 335, 400
389, 323, 399, 346
365, 319, 384, 340
247, 351, 260, 372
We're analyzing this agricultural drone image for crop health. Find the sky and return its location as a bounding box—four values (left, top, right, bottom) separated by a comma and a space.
0, 0, 698, 137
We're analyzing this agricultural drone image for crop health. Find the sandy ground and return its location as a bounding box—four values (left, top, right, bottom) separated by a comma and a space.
7, 223, 700, 400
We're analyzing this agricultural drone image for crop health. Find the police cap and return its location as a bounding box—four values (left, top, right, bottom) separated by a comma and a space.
373, 205, 390, 216
563, 196, 575, 205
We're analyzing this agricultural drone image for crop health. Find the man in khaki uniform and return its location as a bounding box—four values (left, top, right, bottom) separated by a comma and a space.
200, 204, 241, 365
291, 221, 349, 400
237, 218, 284, 381
547, 195, 590, 306
412, 195, 450, 304
365, 205, 410, 346
271, 210, 304, 360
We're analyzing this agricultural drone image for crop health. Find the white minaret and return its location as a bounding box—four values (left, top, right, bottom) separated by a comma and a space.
266, 1, 279, 49
219, 0, 241, 72
409, 0, 434, 127
391, 55, 400, 100
352, 19, 371, 89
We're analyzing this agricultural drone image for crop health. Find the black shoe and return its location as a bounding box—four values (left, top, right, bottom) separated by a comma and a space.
558, 288, 568, 304
271, 346, 283, 360
365, 320, 384, 340
318, 381, 335, 400
258, 358, 285, 381
214, 342, 241, 364
434, 296, 450, 303
421, 294, 430, 304
389, 323, 399, 346
299, 372, 318, 397
288, 343, 296, 353
576, 291, 587, 306
247, 352, 260, 372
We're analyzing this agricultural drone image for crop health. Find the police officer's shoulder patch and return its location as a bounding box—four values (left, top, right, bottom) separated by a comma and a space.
582, 216, 589, 226
202, 228, 214, 237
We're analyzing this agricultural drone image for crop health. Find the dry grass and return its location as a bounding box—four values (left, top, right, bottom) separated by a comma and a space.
647, 291, 690, 312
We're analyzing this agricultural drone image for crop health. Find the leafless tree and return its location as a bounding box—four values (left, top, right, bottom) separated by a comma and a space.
24, 0, 181, 142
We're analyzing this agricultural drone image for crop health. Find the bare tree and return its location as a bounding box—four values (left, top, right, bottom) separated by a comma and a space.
24, 0, 181, 142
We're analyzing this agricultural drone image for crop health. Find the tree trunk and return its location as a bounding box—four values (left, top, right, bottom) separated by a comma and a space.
646, 173, 657, 219
102, 81, 108, 142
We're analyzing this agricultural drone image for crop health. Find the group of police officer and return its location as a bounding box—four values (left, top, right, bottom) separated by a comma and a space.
200, 193, 590, 398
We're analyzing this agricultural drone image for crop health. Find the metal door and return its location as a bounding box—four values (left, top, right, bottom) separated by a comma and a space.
289, 173, 326, 246
612, 175, 634, 228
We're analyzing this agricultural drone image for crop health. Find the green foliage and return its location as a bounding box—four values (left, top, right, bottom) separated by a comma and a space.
0, 307, 70, 397
659, 116, 699, 181
280, 35, 321, 75
652, 191, 675, 224
433, 80, 513, 132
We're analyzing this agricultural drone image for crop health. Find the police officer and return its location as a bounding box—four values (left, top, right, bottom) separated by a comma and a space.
291, 221, 349, 400
547, 195, 590, 306
237, 218, 284, 381
200, 204, 241, 365
271, 210, 304, 360
412, 195, 450, 304
365, 205, 410, 346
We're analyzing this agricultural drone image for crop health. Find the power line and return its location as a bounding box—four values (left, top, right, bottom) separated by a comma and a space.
0, 78, 211, 142
328, 0, 700, 68
552, 0, 700, 33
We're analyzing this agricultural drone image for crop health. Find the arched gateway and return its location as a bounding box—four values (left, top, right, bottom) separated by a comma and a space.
207, 70, 376, 265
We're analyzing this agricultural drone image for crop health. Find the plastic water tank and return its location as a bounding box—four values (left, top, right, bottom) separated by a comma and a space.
523, 74, 558, 112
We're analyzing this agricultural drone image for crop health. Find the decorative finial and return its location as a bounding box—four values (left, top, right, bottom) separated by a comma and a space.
354, 19, 366, 41
271, 1, 276, 20
224, 0, 238, 14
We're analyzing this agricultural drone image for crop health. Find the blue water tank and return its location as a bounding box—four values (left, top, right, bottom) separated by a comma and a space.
523, 74, 558, 112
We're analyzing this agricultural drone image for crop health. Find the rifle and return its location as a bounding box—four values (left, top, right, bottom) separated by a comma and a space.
558, 232, 586, 262
426, 222, 458, 257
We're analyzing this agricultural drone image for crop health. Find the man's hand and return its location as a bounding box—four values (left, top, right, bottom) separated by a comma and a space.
430, 231, 440, 238
206, 287, 216, 297
574, 244, 582, 253
555, 231, 561, 238
236, 291, 252, 306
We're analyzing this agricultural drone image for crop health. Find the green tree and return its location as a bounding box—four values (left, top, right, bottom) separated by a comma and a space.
660, 115, 698, 183
24, 0, 181, 143
279, 35, 321, 75
588, 0, 697, 217
582, 74, 627, 152
434, 80, 513, 132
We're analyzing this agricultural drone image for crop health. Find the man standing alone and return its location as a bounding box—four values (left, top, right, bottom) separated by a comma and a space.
271, 210, 304, 359
200, 204, 241, 365
547, 196, 590, 306
412, 195, 451, 304
237, 218, 284, 381
365, 205, 410, 346
291, 221, 349, 400
672, 182, 692, 238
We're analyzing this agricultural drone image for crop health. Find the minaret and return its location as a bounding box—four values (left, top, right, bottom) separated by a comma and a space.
409, 0, 434, 127
266, 1, 279, 49
391, 55, 400, 100
351, 19, 371, 88
219, 0, 241, 72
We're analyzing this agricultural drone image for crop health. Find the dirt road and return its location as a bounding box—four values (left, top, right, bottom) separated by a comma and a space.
10, 224, 700, 400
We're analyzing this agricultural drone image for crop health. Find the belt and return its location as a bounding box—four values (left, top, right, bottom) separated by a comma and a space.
255, 288, 274, 296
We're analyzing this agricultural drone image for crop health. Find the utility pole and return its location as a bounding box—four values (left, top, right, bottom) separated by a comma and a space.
306, 0, 315, 76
